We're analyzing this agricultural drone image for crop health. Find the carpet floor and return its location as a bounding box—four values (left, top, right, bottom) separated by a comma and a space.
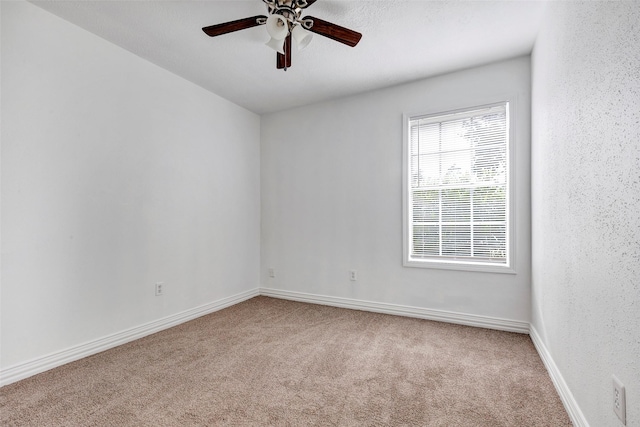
1, 296, 571, 426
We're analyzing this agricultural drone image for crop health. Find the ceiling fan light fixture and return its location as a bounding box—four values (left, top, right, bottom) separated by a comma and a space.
203, 0, 362, 71
292, 25, 313, 50
265, 14, 289, 40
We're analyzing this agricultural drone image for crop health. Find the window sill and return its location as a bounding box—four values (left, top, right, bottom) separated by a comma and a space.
403, 258, 516, 274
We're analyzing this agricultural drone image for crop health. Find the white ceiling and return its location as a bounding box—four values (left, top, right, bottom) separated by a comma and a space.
29, 0, 548, 114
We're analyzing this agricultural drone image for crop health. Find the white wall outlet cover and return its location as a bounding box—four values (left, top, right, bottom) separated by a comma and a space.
613, 375, 626, 425
155, 282, 164, 296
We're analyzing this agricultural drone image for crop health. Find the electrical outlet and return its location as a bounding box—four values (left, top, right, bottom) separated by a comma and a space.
268, 268, 276, 278
349, 270, 357, 281
155, 282, 164, 296
613, 375, 626, 425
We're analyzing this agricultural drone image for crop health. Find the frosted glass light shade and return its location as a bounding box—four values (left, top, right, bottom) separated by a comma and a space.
292, 25, 313, 50
266, 14, 288, 40
265, 37, 286, 54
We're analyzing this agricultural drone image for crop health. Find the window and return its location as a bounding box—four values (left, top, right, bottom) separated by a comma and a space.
403, 102, 514, 273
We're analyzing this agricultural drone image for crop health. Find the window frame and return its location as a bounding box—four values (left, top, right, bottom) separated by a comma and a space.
402, 98, 517, 274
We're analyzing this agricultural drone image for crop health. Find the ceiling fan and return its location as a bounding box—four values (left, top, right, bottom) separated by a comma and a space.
202, 0, 362, 71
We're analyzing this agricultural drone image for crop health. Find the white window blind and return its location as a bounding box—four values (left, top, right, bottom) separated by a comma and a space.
406, 102, 510, 268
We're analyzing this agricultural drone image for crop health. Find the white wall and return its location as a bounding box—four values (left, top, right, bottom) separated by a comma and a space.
531, 2, 640, 426
1, 1, 260, 369
261, 57, 531, 322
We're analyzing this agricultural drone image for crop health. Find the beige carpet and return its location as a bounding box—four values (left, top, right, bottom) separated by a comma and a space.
1, 296, 571, 426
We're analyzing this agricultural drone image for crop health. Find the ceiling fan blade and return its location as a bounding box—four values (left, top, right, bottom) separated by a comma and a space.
277, 35, 292, 70
202, 15, 267, 37
296, 0, 318, 8
305, 16, 362, 47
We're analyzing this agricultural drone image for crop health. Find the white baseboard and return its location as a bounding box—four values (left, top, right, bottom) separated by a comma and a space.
0, 288, 259, 387
529, 325, 589, 427
259, 287, 530, 334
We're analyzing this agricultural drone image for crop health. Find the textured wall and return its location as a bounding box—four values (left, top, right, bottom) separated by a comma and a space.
262, 57, 532, 322
531, 2, 640, 425
1, 1, 260, 368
